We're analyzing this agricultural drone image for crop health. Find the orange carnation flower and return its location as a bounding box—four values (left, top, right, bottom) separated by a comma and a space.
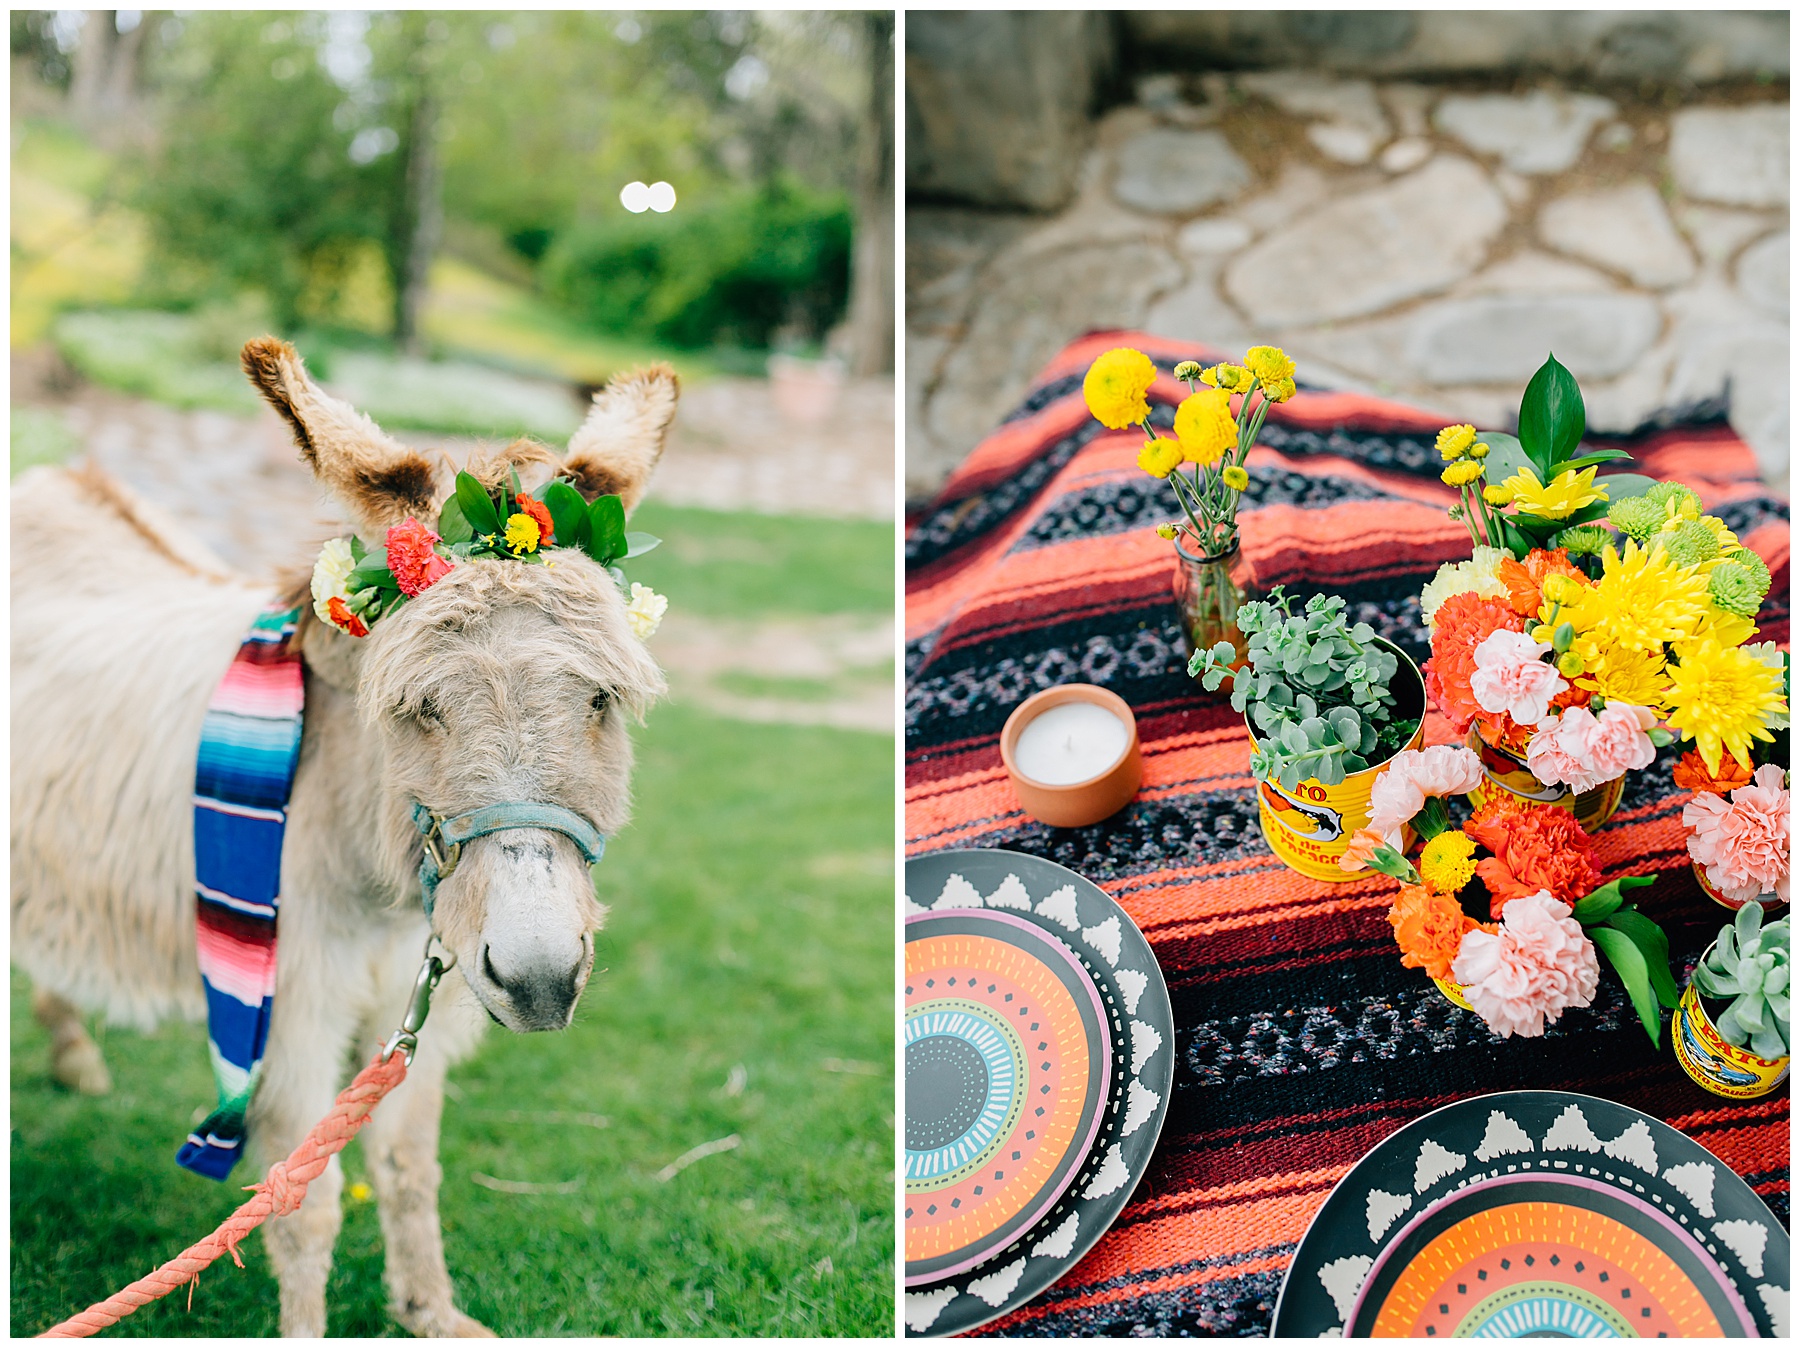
1424, 591, 1527, 738
1389, 884, 1483, 981
1464, 795, 1603, 916
1672, 748, 1755, 796
1338, 827, 1387, 874
1497, 547, 1586, 618
518, 494, 554, 544
326, 595, 369, 638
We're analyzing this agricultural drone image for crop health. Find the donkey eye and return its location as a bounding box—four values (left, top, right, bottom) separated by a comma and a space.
414, 695, 445, 729
590, 688, 613, 718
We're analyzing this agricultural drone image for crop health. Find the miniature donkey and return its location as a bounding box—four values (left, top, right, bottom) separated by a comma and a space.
12, 339, 676, 1335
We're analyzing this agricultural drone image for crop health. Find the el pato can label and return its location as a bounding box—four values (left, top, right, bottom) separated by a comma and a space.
1464, 725, 1624, 832
1673, 981, 1788, 1099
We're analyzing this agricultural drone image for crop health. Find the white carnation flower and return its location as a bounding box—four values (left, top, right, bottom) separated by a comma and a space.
1419, 545, 1509, 626
310, 536, 359, 624
625, 582, 668, 640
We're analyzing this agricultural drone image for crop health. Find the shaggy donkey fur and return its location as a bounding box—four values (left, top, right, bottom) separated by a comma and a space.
12, 339, 675, 1336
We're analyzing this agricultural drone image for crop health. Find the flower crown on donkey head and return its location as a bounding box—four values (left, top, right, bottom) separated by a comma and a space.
235, 338, 673, 645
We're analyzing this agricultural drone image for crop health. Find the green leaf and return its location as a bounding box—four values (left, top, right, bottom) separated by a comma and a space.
348, 534, 367, 563
1590, 471, 1660, 510
1517, 353, 1586, 475
584, 494, 627, 565
1603, 908, 1680, 1010
455, 472, 500, 536
1571, 874, 1653, 924
622, 531, 661, 560
1561, 448, 1634, 471
437, 495, 473, 545
542, 481, 591, 549
345, 558, 393, 591
1590, 926, 1662, 1048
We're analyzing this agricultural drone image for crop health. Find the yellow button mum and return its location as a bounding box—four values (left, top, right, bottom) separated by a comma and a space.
1244, 346, 1297, 402
1483, 484, 1514, 506
1202, 363, 1252, 393
1222, 465, 1250, 491
1661, 636, 1785, 776
1436, 424, 1477, 461
504, 512, 541, 554
1441, 460, 1485, 487
1084, 347, 1158, 429
1173, 389, 1238, 467
1138, 437, 1183, 479
1501, 464, 1608, 520
1419, 830, 1479, 894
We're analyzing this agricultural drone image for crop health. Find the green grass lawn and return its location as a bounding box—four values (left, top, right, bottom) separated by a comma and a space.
11, 509, 896, 1337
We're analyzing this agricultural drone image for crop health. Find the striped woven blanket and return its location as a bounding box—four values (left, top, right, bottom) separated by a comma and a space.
905, 331, 1790, 1335
177, 606, 306, 1180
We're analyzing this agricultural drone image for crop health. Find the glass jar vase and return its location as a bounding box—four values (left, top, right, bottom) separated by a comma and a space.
1173, 534, 1263, 686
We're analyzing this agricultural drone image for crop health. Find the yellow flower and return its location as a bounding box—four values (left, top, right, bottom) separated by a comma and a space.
1419, 546, 1509, 626
1083, 347, 1158, 429
504, 512, 541, 554
1201, 363, 1252, 393
1483, 484, 1513, 506
1173, 389, 1238, 467
1441, 460, 1485, 487
1682, 601, 1758, 654
1470, 442, 1490, 459
1561, 538, 1708, 658
1501, 464, 1608, 520
1154, 522, 1179, 540
1173, 360, 1202, 381
1138, 437, 1183, 478
1661, 636, 1785, 776
1244, 346, 1297, 401
1557, 651, 1584, 677
1436, 424, 1477, 461
1698, 514, 1741, 556
1419, 830, 1479, 894
1222, 465, 1250, 491
1577, 644, 1669, 706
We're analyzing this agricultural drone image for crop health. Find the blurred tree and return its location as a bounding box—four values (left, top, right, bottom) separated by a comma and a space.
845, 13, 893, 375
69, 9, 157, 144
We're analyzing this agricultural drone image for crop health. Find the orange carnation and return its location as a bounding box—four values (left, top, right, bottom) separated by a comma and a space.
326, 595, 369, 638
1389, 884, 1483, 981
1464, 795, 1603, 916
1424, 591, 1527, 739
1672, 748, 1755, 796
1497, 547, 1586, 618
1338, 828, 1387, 874
518, 494, 554, 544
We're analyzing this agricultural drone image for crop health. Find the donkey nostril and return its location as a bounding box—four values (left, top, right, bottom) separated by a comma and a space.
481, 944, 504, 992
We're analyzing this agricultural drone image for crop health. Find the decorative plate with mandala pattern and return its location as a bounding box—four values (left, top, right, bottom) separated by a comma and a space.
904, 850, 1175, 1337
1273, 1090, 1790, 1338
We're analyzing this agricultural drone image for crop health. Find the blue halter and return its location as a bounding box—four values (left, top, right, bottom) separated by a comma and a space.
411, 801, 607, 915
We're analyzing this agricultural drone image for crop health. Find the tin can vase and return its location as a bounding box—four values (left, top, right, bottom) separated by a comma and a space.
1247, 639, 1427, 882
1434, 976, 1475, 1011
1464, 723, 1624, 831
1691, 861, 1786, 914
1173, 535, 1263, 691
1673, 951, 1789, 1099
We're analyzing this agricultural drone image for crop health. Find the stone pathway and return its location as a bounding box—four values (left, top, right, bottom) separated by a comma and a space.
907, 74, 1788, 501
14, 362, 895, 734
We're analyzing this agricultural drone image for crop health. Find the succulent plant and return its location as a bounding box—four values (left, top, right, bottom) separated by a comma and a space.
1692, 901, 1790, 1061
1189, 588, 1419, 791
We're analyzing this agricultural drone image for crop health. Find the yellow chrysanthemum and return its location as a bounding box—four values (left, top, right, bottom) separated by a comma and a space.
1483, 484, 1514, 506
1470, 442, 1490, 459
1680, 601, 1758, 655
1154, 522, 1179, 540
1419, 830, 1479, 894
1222, 465, 1250, 491
1576, 644, 1670, 706
1084, 347, 1158, 429
504, 512, 541, 554
1244, 346, 1297, 402
1173, 389, 1238, 467
1441, 460, 1485, 487
1501, 464, 1609, 520
1698, 514, 1741, 556
1561, 538, 1709, 659
1138, 437, 1183, 479
1436, 424, 1477, 461
1661, 636, 1785, 775
1201, 363, 1252, 393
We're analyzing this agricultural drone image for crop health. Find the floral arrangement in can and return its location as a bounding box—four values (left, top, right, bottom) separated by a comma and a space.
311, 470, 668, 640
1417, 354, 1788, 807
1340, 742, 1679, 1046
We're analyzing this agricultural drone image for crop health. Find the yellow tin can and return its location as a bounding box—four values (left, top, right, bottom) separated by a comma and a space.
1433, 976, 1475, 1011
1248, 640, 1426, 883
1673, 978, 1789, 1099
1464, 724, 1624, 831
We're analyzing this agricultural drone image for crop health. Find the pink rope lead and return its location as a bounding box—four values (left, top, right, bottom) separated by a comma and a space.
39, 1050, 410, 1338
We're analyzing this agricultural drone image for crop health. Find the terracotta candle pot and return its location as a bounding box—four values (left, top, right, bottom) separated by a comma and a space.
1001, 685, 1142, 828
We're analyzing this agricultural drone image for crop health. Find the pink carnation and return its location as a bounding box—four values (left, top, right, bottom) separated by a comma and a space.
1469, 628, 1567, 727
1451, 890, 1599, 1038
1367, 744, 1485, 847
1525, 702, 1659, 794
1683, 764, 1790, 905
387, 517, 453, 597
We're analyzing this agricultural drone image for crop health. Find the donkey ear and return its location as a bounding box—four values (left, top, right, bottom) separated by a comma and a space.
240, 337, 439, 538
563, 363, 679, 514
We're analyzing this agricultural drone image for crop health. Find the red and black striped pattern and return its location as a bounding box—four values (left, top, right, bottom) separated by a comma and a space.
905, 331, 1790, 1336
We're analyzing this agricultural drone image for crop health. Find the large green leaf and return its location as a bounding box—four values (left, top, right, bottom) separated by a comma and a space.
541, 481, 591, 550
623, 531, 662, 560
454, 471, 499, 536
1517, 354, 1585, 475
1605, 908, 1680, 1009
1591, 471, 1660, 509
437, 495, 473, 545
584, 493, 627, 565
1591, 925, 1662, 1047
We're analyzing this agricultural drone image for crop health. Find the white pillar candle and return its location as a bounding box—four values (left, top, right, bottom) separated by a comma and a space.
1012, 700, 1131, 786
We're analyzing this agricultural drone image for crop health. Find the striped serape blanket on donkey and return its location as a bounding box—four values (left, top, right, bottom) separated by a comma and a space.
905, 331, 1790, 1335
176, 605, 306, 1180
